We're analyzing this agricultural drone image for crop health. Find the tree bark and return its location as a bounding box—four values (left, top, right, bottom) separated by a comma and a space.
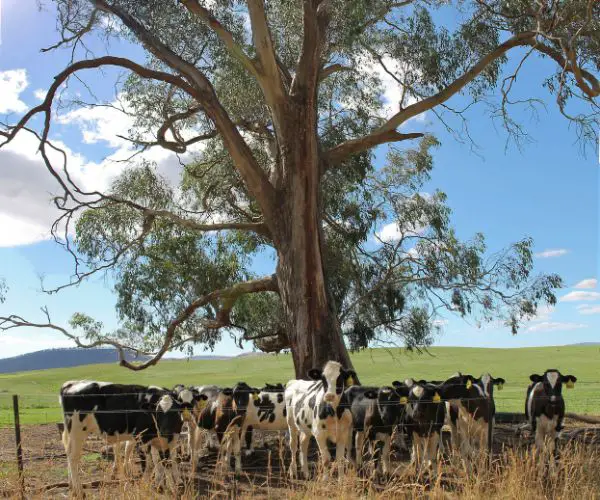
273, 102, 353, 379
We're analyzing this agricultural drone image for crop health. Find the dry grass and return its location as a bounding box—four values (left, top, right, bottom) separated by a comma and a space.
1, 442, 599, 499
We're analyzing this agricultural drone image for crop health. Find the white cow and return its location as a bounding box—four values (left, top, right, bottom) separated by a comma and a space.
285, 361, 357, 478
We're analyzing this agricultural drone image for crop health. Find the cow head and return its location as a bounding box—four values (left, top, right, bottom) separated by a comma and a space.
153, 393, 185, 439
439, 373, 477, 400
477, 373, 506, 398
407, 381, 444, 421
232, 382, 260, 412
391, 380, 410, 405
376, 385, 406, 425
307, 361, 357, 405
530, 370, 577, 403
172, 385, 209, 422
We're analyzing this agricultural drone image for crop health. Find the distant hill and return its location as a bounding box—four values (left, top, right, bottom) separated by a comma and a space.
0, 348, 151, 374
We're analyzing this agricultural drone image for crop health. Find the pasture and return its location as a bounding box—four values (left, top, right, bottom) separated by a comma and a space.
0, 345, 598, 426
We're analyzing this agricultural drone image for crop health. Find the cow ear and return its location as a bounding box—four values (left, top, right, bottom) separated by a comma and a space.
307, 369, 322, 380
529, 374, 542, 383
432, 392, 442, 403
344, 370, 357, 386
494, 378, 506, 390
364, 390, 378, 399
222, 388, 233, 396
563, 375, 577, 388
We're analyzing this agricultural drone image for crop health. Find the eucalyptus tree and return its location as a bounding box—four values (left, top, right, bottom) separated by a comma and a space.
1, 1, 597, 376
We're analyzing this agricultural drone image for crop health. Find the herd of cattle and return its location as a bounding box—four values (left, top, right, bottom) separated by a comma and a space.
59, 362, 577, 494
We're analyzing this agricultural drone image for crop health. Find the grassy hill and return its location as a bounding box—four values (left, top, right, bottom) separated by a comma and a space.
0, 346, 598, 426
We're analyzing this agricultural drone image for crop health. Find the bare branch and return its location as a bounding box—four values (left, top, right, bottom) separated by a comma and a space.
318, 63, 353, 82
326, 31, 538, 165
0, 275, 278, 371
180, 0, 260, 79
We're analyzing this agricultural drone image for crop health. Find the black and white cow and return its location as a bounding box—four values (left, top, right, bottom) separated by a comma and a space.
346, 382, 410, 475
60, 381, 191, 494
445, 372, 505, 457
525, 369, 576, 456
403, 375, 472, 468
221, 381, 288, 473
285, 361, 357, 478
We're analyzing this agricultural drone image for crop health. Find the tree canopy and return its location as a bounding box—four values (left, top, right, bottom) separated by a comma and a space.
1, 0, 597, 371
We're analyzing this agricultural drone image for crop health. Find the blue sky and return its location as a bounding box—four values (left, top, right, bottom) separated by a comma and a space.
0, 1, 598, 360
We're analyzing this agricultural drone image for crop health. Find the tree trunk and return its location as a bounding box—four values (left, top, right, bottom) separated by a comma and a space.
273, 102, 354, 379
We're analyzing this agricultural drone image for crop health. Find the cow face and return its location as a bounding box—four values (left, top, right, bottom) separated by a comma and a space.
477, 373, 506, 398
440, 373, 477, 400
376, 386, 404, 426
391, 380, 410, 405
232, 382, 260, 412
307, 361, 357, 404
530, 370, 577, 403
154, 394, 184, 439
407, 382, 444, 420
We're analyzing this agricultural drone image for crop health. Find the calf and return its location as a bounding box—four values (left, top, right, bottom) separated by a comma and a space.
60, 381, 188, 494
445, 372, 505, 457
403, 375, 472, 468
346, 382, 410, 475
525, 369, 576, 456
222, 382, 289, 473
285, 361, 357, 478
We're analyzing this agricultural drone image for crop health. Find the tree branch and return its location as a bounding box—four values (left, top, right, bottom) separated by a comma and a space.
92, 0, 278, 224
0, 275, 278, 371
318, 63, 353, 82
325, 31, 537, 165
325, 131, 424, 167
180, 0, 260, 79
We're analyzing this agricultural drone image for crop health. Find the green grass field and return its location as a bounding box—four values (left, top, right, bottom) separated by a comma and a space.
0, 346, 598, 426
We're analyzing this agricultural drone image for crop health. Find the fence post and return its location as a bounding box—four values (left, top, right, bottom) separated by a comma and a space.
487, 402, 494, 467
13, 394, 24, 498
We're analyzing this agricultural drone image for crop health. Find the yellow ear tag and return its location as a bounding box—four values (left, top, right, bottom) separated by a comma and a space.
182, 408, 191, 420
466, 379, 472, 389
497, 383, 504, 391
400, 396, 408, 404
433, 392, 441, 403
198, 399, 207, 409
566, 380, 575, 389
346, 376, 354, 386
252, 393, 259, 400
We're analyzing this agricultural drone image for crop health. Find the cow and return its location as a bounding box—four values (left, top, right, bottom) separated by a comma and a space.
222, 381, 289, 473
59, 381, 192, 494
525, 369, 577, 457
403, 375, 473, 469
445, 372, 505, 458
285, 360, 357, 479
345, 382, 410, 476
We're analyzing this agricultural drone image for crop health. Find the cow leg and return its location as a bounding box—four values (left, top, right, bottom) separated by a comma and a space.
232, 428, 243, 475
168, 442, 183, 489
63, 414, 89, 496
299, 432, 312, 479
355, 431, 365, 469
335, 429, 350, 479
426, 432, 440, 468
288, 425, 299, 478
123, 440, 135, 476
378, 433, 391, 476
410, 433, 420, 467
243, 425, 254, 456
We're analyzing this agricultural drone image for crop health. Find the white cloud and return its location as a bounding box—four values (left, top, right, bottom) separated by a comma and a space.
527, 321, 587, 333
376, 222, 402, 242
576, 304, 600, 315
534, 248, 569, 258
532, 304, 554, 321
573, 278, 597, 289
348, 52, 427, 125
33, 89, 47, 101
560, 291, 600, 302
0, 69, 28, 114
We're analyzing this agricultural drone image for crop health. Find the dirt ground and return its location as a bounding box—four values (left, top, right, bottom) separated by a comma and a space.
0, 419, 597, 498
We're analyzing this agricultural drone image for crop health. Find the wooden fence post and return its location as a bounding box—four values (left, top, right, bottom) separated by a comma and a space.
13, 394, 24, 498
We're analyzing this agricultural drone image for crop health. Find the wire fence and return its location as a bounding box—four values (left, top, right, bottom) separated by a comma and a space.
0, 387, 599, 496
